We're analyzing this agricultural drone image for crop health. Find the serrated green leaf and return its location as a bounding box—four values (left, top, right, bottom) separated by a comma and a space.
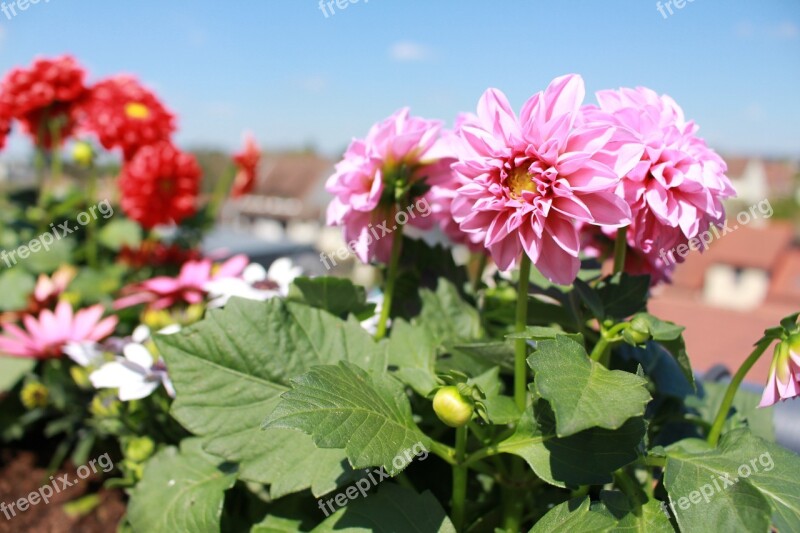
657, 335, 695, 390
264, 362, 429, 472
529, 497, 615, 533
289, 277, 376, 321
528, 336, 650, 436
664, 429, 800, 532
251, 515, 306, 533
495, 402, 645, 487
507, 326, 583, 344
419, 279, 481, 344
157, 298, 386, 498
386, 319, 438, 396
594, 491, 674, 532
313, 484, 455, 533
573, 278, 605, 319
633, 313, 684, 341
618, 343, 693, 399
596, 274, 650, 320
127, 439, 237, 533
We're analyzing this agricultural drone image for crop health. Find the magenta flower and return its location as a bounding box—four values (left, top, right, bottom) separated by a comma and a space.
451, 75, 640, 284
114, 254, 248, 310
759, 336, 800, 408
585, 86, 735, 266
326, 108, 456, 263
0, 302, 118, 359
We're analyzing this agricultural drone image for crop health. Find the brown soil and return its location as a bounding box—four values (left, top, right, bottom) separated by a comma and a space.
0, 449, 126, 533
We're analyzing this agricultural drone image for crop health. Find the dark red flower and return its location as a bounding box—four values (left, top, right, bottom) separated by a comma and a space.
117, 241, 201, 269
230, 133, 261, 198
119, 141, 201, 229
0, 55, 87, 148
79, 76, 175, 159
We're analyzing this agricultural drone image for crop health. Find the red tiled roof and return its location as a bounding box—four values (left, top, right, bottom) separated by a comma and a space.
770, 249, 800, 304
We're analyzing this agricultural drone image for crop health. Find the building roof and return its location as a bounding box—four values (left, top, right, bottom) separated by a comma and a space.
769, 249, 800, 304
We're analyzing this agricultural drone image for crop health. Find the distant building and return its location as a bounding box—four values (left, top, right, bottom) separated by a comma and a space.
725, 156, 798, 205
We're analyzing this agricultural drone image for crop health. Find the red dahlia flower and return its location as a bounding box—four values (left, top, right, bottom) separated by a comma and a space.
0, 55, 87, 148
119, 141, 201, 229
230, 133, 261, 198
0, 106, 10, 150
79, 75, 176, 159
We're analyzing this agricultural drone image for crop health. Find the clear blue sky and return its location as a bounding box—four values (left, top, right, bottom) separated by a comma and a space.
0, 0, 798, 158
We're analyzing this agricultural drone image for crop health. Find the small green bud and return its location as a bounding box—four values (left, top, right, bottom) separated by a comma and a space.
623, 316, 651, 345
72, 141, 95, 168
20, 382, 49, 410
432, 386, 474, 428
124, 436, 156, 463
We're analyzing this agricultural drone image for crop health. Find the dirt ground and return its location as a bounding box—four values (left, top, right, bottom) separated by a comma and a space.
0, 449, 125, 533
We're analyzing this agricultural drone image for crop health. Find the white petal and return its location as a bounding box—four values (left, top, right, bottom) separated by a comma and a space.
243, 263, 267, 284
90, 361, 146, 390
63, 342, 102, 367
157, 324, 182, 336
118, 379, 160, 401
123, 343, 155, 369
131, 325, 152, 344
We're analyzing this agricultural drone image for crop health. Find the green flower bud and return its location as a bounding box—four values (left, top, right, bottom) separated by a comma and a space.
432, 386, 474, 428
90, 391, 121, 418
70, 365, 92, 389
623, 316, 651, 345
72, 141, 95, 168
124, 436, 156, 463
20, 382, 49, 410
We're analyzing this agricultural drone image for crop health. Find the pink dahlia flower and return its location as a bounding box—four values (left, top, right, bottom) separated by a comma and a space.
0, 302, 118, 359
585, 86, 735, 266
759, 336, 800, 408
451, 75, 641, 284
580, 224, 675, 285
326, 108, 456, 263
114, 254, 248, 310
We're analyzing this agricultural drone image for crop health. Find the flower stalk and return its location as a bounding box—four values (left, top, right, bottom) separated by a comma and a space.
707, 338, 773, 446
451, 425, 468, 531
613, 226, 628, 275
514, 254, 532, 411
375, 222, 404, 340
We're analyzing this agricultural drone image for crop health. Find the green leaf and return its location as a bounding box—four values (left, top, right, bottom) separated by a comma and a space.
528, 336, 651, 436
264, 362, 429, 472
594, 491, 674, 532
657, 335, 695, 390
127, 439, 237, 533
158, 298, 386, 498
23, 238, 74, 273
507, 326, 583, 344
596, 274, 650, 320
482, 395, 522, 425
617, 343, 693, 399
573, 278, 605, 319
251, 515, 306, 533
98, 218, 142, 251
313, 484, 456, 533
664, 429, 800, 532
288, 277, 376, 321
529, 497, 615, 533
419, 279, 481, 344
0, 357, 35, 392
386, 319, 438, 396
632, 313, 684, 341
0, 269, 35, 311
449, 341, 515, 371
496, 402, 645, 487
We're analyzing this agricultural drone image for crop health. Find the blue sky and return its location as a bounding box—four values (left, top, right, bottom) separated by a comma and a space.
0, 0, 798, 158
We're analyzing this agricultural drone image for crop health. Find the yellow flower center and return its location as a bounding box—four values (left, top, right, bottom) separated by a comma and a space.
507, 167, 536, 199
125, 102, 151, 120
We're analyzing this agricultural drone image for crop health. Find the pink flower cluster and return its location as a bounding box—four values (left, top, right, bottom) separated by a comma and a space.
326, 74, 735, 285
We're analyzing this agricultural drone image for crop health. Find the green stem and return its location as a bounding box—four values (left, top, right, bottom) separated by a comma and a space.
375, 223, 404, 341
511, 254, 531, 533
451, 426, 468, 532
209, 166, 237, 221
614, 469, 645, 510
427, 440, 457, 466
86, 168, 99, 269
48, 121, 62, 190
707, 338, 773, 446
613, 226, 628, 274
514, 254, 532, 411
589, 322, 629, 363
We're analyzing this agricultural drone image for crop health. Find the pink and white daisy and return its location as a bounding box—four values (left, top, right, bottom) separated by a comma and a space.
0, 302, 118, 359
114, 254, 248, 310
